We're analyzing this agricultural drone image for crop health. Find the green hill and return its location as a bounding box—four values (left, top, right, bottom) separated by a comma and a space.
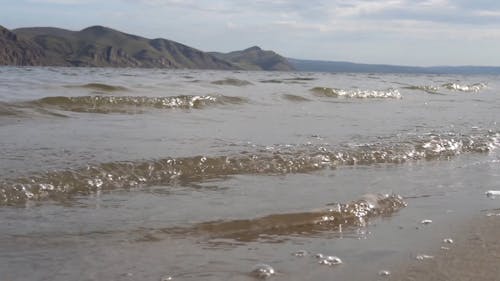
0, 25, 48, 65
210, 46, 295, 71
7, 25, 236, 69
2, 25, 293, 70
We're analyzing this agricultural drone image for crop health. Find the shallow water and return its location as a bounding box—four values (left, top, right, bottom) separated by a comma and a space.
0, 67, 499, 280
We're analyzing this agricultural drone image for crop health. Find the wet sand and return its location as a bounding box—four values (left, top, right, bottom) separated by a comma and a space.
392, 215, 500, 281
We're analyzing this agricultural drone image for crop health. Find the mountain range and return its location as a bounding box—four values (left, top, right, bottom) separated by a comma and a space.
288, 58, 500, 75
1, 25, 293, 71
2, 24, 500, 74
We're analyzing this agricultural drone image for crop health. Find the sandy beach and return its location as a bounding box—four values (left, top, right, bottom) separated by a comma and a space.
393, 215, 500, 281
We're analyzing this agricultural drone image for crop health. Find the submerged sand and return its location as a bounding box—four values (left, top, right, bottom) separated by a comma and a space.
392, 215, 500, 281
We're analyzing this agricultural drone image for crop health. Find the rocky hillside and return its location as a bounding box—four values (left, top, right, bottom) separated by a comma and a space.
9, 25, 236, 69
1, 25, 295, 71
0, 25, 47, 65
210, 46, 295, 71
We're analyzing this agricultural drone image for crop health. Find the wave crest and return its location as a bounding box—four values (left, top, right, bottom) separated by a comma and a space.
311, 87, 402, 99
64, 83, 129, 92
442, 83, 486, 92
29, 95, 246, 113
405, 83, 486, 94
186, 194, 407, 242
0, 131, 497, 205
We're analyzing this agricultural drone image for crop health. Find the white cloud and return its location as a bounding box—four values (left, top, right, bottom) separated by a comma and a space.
27, 0, 92, 4
475, 10, 500, 17
272, 20, 330, 32
331, 0, 404, 17
8, 0, 500, 65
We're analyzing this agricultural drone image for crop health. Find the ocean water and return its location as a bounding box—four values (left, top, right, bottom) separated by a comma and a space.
0, 67, 499, 280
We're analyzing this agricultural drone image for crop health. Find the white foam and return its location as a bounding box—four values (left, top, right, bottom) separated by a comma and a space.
251, 264, 275, 279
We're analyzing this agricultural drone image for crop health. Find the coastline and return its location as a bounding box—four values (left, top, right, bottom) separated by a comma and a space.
392, 214, 500, 281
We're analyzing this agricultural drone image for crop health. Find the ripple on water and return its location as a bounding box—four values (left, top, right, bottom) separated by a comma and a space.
211, 78, 253, 86
64, 83, 129, 92
282, 94, 311, 102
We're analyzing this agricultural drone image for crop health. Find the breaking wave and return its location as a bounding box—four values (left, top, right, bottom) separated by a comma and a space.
168, 194, 407, 242
311, 87, 402, 99
404, 83, 486, 94
0, 131, 498, 205
442, 82, 486, 92
28, 95, 247, 113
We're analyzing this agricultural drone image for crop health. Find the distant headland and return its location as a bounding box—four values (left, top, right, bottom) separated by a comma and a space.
2, 24, 500, 74
0, 25, 293, 71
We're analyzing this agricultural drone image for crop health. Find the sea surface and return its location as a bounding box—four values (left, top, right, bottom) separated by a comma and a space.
0, 67, 499, 280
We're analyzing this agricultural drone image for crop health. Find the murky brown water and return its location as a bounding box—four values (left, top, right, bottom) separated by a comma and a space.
0, 67, 499, 280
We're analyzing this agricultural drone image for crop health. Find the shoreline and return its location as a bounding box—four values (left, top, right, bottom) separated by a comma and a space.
392, 214, 500, 281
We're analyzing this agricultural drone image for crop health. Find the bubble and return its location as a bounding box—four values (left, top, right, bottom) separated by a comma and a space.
416, 254, 434, 261
420, 219, 433, 225
292, 250, 308, 257
486, 213, 500, 217
160, 276, 172, 281
443, 238, 454, 244
318, 256, 342, 266
378, 270, 391, 276
314, 253, 324, 259
486, 190, 500, 198
251, 264, 275, 279
39, 183, 55, 191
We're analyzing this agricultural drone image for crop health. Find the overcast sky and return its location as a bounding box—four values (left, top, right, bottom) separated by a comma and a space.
2, 0, 500, 66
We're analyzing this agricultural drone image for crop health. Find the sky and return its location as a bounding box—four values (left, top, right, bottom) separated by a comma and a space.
2, 0, 500, 66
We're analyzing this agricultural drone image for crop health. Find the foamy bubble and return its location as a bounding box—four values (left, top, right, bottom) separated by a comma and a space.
318, 256, 342, 266
416, 254, 434, 260
378, 270, 391, 276
251, 264, 275, 279
486, 190, 500, 198
420, 219, 433, 225
292, 250, 308, 257
443, 238, 454, 244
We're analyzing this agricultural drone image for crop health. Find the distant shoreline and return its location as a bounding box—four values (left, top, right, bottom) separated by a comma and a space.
2, 24, 500, 74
